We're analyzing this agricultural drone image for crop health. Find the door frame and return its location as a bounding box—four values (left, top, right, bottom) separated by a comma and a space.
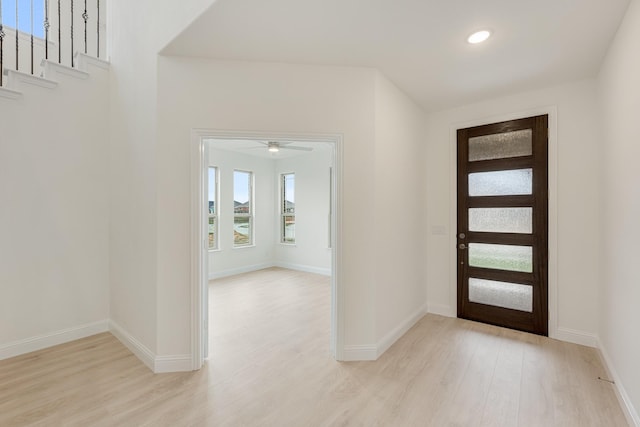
456, 115, 548, 335
447, 106, 559, 339
189, 129, 345, 370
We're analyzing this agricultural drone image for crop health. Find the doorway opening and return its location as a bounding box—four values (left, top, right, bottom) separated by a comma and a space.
456, 115, 549, 335
190, 130, 343, 369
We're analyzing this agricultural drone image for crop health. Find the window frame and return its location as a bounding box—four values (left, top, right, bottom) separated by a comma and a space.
233, 169, 254, 247
280, 172, 296, 244
207, 166, 219, 251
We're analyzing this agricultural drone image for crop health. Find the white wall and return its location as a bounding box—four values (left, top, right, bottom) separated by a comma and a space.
425, 79, 602, 344
0, 0, 215, 365
207, 147, 276, 278
107, 0, 216, 364
109, 0, 397, 364
274, 149, 332, 275
207, 146, 332, 278
156, 57, 378, 357
154, 54, 430, 360
373, 72, 427, 348
154, 53, 433, 365
0, 59, 110, 358
597, 0, 640, 422
108, 0, 159, 356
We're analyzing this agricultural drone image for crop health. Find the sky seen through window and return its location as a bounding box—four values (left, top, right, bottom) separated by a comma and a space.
1, 0, 46, 38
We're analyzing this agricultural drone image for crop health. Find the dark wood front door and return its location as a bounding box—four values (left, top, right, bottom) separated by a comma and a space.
457, 115, 548, 335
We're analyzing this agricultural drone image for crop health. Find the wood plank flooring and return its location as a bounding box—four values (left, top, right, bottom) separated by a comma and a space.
0, 267, 629, 426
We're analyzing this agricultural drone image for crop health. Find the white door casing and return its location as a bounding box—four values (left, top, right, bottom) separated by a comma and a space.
189, 129, 345, 369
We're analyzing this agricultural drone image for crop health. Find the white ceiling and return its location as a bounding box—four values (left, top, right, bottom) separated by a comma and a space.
164, 0, 630, 112
206, 138, 331, 159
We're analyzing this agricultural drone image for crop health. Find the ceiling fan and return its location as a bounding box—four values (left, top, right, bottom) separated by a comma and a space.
256, 141, 313, 153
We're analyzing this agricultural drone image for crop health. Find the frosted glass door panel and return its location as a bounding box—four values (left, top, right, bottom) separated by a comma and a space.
469, 208, 532, 233
468, 129, 532, 161
469, 278, 533, 312
469, 243, 533, 272
469, 169, 532, 196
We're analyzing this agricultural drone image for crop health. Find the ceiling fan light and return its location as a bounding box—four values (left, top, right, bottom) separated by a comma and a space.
267, 142, 280, 152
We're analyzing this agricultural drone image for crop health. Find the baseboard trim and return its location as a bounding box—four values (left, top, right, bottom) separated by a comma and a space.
209, 262, 274, 280
108, 320, 155, 372
1, 319, 192, 374
342, 305, 427, 362
554, 327, 597, 348
154, 354, 192, 373
209, 262, 332, 279
0, 320, 109, 361
377, 305, 427, 358
274, 261, 331, 276
427, 303, 455, 318
342, 345, 377, 361
597, 338, 640, 427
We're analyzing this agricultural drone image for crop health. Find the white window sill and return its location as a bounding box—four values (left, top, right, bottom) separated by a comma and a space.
208, 248, 221, 253
233, 244, 256, 250
279, 242, 297, 247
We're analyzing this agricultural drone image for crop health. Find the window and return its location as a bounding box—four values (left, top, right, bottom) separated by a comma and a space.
207, 167, 218, 250
1, 0, 46, 38
281, 173, 295, 243
233, 170, 253, 246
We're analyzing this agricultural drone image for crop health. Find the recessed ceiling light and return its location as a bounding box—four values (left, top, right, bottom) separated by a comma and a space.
467, 30, 492, 44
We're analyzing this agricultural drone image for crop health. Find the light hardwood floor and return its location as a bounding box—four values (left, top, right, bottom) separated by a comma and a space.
0, 267, 629, 426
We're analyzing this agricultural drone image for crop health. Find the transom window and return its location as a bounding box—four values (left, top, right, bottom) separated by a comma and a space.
281, 173, 295, 243
233, 170, 253, 246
